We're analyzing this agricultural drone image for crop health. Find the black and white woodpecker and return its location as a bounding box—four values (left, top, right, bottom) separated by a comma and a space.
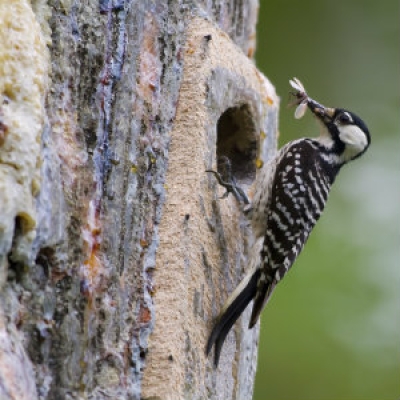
206, 78, 371, 367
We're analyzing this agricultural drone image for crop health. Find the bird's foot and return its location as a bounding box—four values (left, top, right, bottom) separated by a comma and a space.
206, 157, 250, 205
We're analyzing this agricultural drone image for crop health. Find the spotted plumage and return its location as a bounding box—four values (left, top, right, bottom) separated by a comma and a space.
249, 139, 338, 327
206, 78, 371, 367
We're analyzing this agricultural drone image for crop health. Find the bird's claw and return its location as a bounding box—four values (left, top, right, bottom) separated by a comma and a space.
206, 169, 250, 205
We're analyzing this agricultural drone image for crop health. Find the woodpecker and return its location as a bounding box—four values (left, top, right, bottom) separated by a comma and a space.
206, 78, 371, 367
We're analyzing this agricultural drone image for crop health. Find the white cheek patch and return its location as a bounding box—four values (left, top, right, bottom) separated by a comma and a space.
339, 124, 368, 151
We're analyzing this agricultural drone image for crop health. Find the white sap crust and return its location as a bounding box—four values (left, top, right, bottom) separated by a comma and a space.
0, 0, 49, 257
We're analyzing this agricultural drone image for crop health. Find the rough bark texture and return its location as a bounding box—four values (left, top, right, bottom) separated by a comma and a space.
0, 1, 278, 399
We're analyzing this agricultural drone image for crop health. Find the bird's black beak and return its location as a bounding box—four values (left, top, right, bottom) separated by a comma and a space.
307, 99, 335, 125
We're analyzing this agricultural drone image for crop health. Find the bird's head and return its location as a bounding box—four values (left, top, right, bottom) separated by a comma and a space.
309, 105, 371, 163
289, 78, 371, 164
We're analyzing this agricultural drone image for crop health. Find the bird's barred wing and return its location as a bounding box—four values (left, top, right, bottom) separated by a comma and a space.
249, 140, 331, 326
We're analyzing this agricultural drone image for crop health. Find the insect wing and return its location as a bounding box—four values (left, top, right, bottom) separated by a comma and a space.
294, 101, 308, 119
289, 77, 306, 93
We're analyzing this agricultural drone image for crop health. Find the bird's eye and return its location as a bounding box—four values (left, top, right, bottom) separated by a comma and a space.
338, 113, 352, 124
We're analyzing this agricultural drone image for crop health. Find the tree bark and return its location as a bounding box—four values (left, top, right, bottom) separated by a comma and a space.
0, 1, 278, 399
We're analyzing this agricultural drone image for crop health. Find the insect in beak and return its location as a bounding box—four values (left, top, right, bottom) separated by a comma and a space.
289, 77, 334, 123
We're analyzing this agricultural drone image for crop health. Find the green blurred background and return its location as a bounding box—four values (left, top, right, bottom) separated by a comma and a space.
253, 1, 400, 399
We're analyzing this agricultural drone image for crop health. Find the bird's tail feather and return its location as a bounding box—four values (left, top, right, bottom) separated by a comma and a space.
206, 267, 260, 367
248, 279, 276, 329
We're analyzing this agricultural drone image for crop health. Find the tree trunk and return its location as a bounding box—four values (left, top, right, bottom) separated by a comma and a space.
0, 1, 278, 399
